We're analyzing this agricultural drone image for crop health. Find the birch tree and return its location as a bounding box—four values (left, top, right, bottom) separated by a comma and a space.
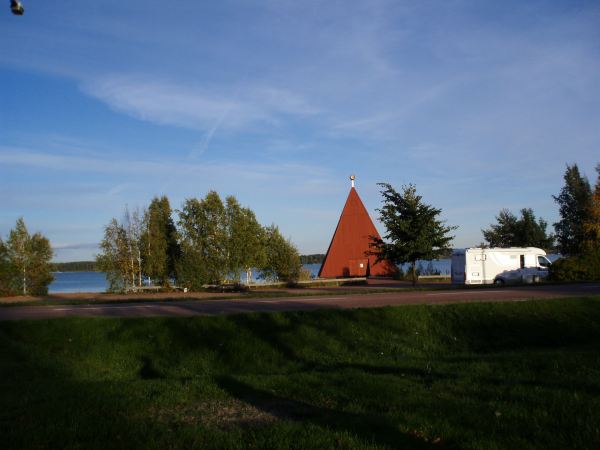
259, 225, 301, 284
3, 218, 53, 295
123, 207, 144, 289
225, 196, 266, 284
177, 191, 228, 288
96, 218, 130, 292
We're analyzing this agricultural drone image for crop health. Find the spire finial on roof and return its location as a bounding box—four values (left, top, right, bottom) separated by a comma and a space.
350, 174, 356, 188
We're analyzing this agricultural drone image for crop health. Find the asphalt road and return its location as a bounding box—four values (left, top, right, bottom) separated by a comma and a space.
1, 283, 599, 321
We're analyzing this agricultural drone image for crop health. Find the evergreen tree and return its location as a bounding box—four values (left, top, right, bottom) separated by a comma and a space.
553, 164, 592, 255
225, 196, 266, 284
142, 196, 179, 285
482, 208, 554, 249
369, 183, 456, 286
4, 218, 53, 295
259, 225, 302, 283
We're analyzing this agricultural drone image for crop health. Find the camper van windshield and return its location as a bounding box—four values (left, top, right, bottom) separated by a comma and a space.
538, 256, 551, 268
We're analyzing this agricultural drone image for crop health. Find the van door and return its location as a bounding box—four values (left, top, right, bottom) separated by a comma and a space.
468, 252, 485, 284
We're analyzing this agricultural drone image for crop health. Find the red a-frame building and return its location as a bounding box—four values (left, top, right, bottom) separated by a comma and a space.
319, 180, 397, 278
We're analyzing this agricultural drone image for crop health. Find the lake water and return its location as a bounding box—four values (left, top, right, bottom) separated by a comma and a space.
47, 260, 450, 293
50, 271, 108, 294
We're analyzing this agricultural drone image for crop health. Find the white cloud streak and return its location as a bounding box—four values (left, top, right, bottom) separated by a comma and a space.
81, 76, 319, 132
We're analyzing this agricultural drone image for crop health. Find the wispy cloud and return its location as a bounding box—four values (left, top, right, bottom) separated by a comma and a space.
0, 145, 332, 187
81, 75, 319, 132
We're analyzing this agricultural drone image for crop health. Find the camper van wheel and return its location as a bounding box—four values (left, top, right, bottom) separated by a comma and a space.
494, 278, 504, 285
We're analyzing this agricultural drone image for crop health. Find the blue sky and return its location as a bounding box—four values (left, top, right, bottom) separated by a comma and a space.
1, 0, 599, 262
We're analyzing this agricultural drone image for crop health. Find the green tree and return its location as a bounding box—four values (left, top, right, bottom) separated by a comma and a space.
369, 183, 456, 286
96, 207, 147, 293
583, 164, 600, 252
553, 164, 592, 256
96, 218, 130, 292
515, 209, 554, 250
177, 191, 228, 288
0, 238, 15, 296
225, 196, 266, 284
3, 218, 53, 295
259, 225, 302, 284
124, 207, 144, 289
482, 209, 518, 247
482, 208, 554, 250
142, 196, 180, 285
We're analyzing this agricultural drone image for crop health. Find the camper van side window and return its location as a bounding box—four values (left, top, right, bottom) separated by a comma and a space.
520, 255, 525, 268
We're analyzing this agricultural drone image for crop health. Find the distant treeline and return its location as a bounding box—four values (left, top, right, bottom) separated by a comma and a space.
300, 254, 325, 264
51, 261, 97, 272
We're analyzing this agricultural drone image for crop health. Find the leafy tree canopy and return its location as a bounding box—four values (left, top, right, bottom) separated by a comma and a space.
225, 196, 266, 283
259, 225, 302, 284
482, 208, 554, 250
1, 218, 53, 296
177, 192, 228, 287
583, 164, 600, 253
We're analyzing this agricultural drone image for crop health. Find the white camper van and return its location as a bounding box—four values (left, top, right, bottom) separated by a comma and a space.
451, 247, 552, 285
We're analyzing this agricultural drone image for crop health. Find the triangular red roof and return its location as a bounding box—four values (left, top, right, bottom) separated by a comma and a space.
319, 187, 397, 278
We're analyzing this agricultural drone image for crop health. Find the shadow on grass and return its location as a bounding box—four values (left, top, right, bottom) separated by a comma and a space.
216, 375, 442, 449
3, 298, 600, 448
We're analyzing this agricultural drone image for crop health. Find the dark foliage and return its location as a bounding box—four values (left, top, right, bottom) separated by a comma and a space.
300, 254, 325, 264
482, 208, 554, 250
549, 253, 600, 282
50, 261, 97, 272
553, 164, 592, 256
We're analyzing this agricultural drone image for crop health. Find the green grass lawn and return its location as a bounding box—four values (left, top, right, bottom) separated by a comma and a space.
1, 298, 600, 449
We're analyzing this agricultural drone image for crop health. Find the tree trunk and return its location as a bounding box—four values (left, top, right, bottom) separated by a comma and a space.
137, 250, 142, 287
411, 260, 417, 287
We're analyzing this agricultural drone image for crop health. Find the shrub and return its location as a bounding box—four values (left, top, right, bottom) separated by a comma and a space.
549, 252, 600, 282
298, 267, 313, 281
392, 266, 405, 281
